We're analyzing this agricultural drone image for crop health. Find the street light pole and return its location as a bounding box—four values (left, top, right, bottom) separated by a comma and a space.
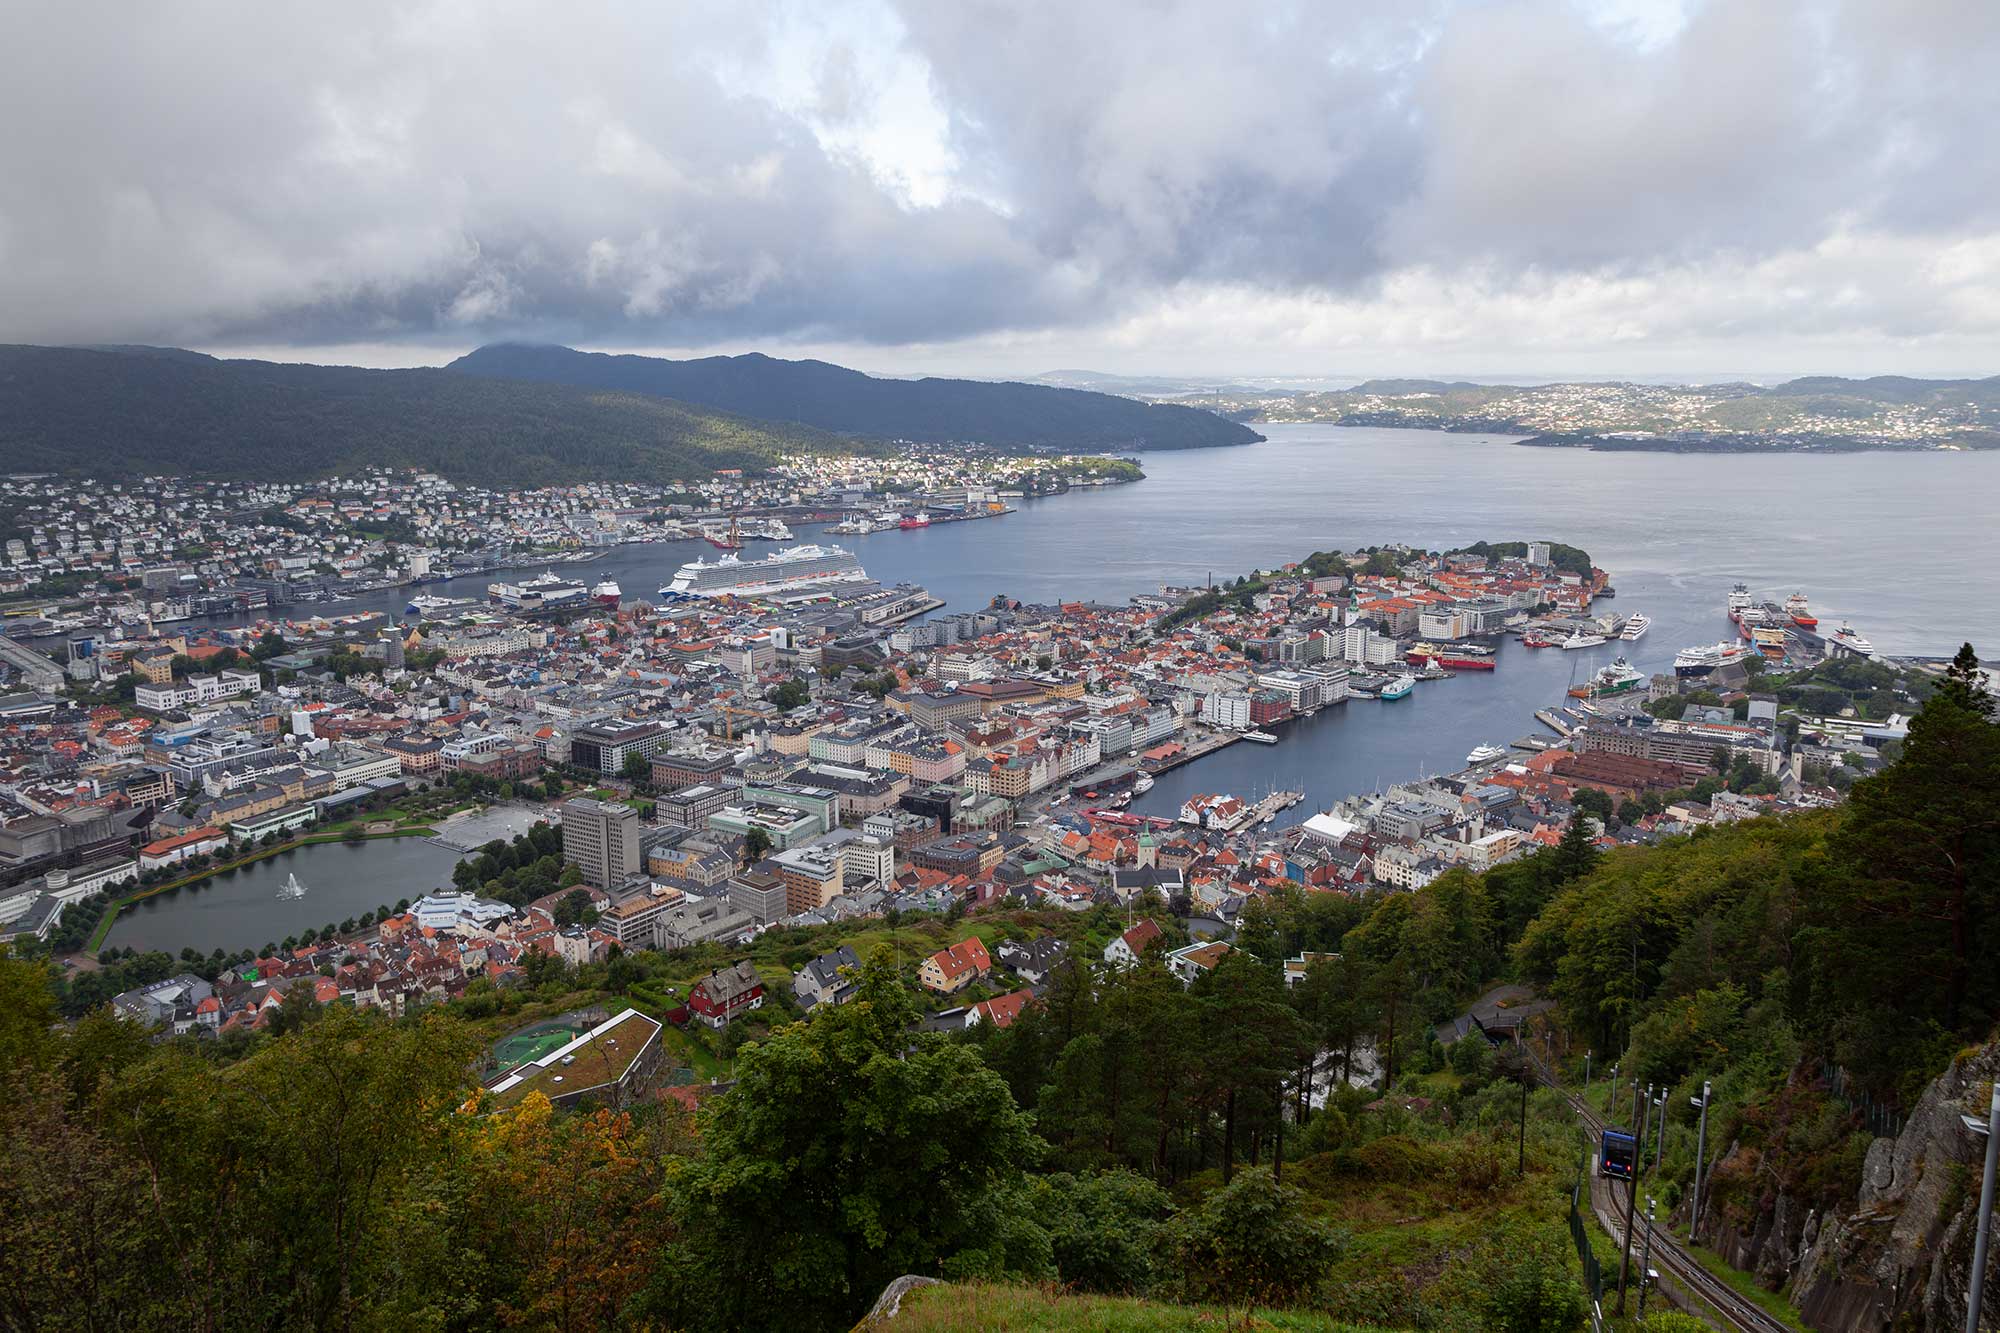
1585, 1051, 1593, 1100
1965, 1081, 2000, 1333
1691, 1080, 1712, 1237
1654, 1093, 1667, 1172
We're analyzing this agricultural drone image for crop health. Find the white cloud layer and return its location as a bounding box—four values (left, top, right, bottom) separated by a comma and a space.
1, 0, 1995, 376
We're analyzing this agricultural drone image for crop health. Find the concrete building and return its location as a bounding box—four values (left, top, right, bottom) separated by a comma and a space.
562, 797, 642, 890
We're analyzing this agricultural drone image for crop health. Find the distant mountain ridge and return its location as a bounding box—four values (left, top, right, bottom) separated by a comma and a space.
447, 343, 1262, 451
0, 344, 856, 485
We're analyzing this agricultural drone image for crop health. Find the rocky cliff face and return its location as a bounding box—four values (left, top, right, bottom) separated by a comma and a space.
1704, 1043, 2000, 1332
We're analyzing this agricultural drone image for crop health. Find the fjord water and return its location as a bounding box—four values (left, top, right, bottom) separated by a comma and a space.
364, 425, 1992, 817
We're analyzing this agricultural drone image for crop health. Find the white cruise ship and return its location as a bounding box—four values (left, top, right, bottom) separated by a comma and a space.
1619, 613, 1650, 641
659, 544, 869, 599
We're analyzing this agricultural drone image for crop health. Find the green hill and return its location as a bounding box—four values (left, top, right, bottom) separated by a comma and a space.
448, 342, 1263, 451
0, 344, 861, 485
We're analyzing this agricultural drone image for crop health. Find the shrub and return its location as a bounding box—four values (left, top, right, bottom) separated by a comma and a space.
1160, 1167, 1346, 1309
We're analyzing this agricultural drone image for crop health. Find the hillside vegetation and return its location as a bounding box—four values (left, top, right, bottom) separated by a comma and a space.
0, 343, 863, 484
448, 342, 1263, 451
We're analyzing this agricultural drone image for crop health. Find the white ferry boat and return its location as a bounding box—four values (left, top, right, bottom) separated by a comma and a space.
406, 593, 477, 616
1619, 613, 1650, 641
488, 570, 590, 610
659, 544, 870, 599
1241, 730, 1279, 744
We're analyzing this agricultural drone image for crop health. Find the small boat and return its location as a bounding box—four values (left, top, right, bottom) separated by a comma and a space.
1132, 774, 1155, 793
1380, 674, 1416, 700
1522, 631, 1556, 648
1466, 743, 1508, 766
1619, 613, 1650, 641
1241, 730, 1279, 744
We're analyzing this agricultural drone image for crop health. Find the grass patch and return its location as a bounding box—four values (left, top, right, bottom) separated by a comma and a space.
1679, 1240, 1811, 1332
886, 1281, 1383, 1332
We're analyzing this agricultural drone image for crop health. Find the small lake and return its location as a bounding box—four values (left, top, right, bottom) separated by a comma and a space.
105, 835, 466, 956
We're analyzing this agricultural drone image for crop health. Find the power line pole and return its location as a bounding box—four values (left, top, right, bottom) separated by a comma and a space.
1637, 1195, 1659, 1320
1616, 1090, 1650, 1314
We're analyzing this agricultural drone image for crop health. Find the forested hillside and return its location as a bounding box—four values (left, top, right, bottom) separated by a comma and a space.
448, 343, 1264, 451
0, 344, 859, 484
1, 648, 1991, 1332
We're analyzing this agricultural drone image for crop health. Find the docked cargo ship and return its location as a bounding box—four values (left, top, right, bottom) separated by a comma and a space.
1569, 657, 1645, 699
898, 512, 932, 530
591, 577, 622, 608
659, 544, 869, 599
1785, 592, 1818, 628
1674, 640, 1749, 678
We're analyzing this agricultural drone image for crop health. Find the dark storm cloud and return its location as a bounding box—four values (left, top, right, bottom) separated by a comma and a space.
0, 0, 1994, 352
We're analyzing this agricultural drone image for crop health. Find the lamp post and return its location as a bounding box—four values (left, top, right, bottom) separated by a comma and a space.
1584, 1051, 1593, 1100
1653, 1092, 1667, 1172
1690, 1081, 1713, 1236
1964, 1082, 2000, 1333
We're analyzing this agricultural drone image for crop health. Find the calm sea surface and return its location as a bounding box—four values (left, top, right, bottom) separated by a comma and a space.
120, 426, 1998, 942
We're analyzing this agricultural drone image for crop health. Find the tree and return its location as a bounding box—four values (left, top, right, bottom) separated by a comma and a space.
620, 751, 650, 782
1036, 654, 1053, 672
1550, 810, 1600, 887
553, 888, 598, 928
741, 826, 773, 867
768, 677, 811, 711
1570, 787, 1614, 825
1161, 1167, 1344, 1310
1805, 645, 2000, 1080
1196, 949, 1310, 1182
664, 947, 1040, 1331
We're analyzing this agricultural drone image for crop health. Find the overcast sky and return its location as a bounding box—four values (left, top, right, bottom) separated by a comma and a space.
3, 0, 1996, 381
